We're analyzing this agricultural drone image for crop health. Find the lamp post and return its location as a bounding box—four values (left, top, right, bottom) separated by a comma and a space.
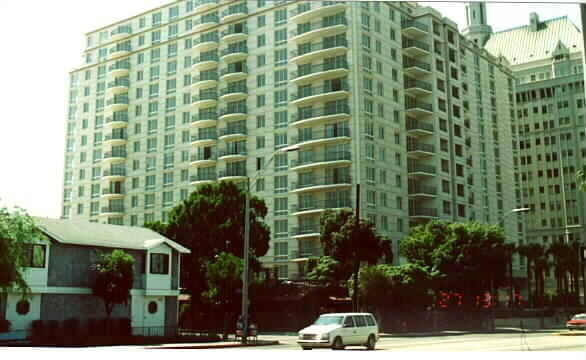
240, 145, 299, 344
505, 207, 530, 309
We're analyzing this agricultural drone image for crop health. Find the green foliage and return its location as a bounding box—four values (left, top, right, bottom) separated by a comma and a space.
0, 206, 42, 295
577, 169, 586, 192
204, 252, 242, 305
92, 249, 135, 317
306, 256, 340, 285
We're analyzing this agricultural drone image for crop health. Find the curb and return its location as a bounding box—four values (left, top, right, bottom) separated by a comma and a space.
145, 340, 280, 349
554, 331, 586, 336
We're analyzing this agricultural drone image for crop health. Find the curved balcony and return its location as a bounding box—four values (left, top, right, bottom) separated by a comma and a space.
220, 46, 248, 63
104, 132, 128, 146
292, 61, 349, 85
409, 207, 439, 220
108, 45, 131, 60
108, 61, 130, 78
221, 28, 248, 43
218, 169, 247, 182
102, 169, 127, 181
191, 131, 218, 147
218, 126, 247, 142
291, 151, 351, 171
191, 92, 218, 109
219, 106, 247, 122
290, 38, 348, 64
193, 35, 219, 52
102, 151, 127, 164
402, 39, 430, 57
191, 72, 219, 90
408, 163, 437, 178
190, 173, 218, 186
192, 0, 219, 15
218, 148, 247, 162
107, 78, 129, 95
110, 25, 132, 41
290, 2, 347, 23
193, 14, 219, 32
190, 153, 218, 167
105, 95, 129, 112
291, 247, 323, 261
407, 142, 435, 158
403, 57, 431, 78
291, 128, 350, 149
101, 188, 126, 200
221, 5, 248, 23
99, 206, 125, 217
408, 184, 437, 198
291, 82, 349, 106
405, 99, 433, 117
291, 104, 350, 127
401, 19, 429, 38
290, 18, 348, 43
191, 112, 218, 128
291, 199, 352, 216
406, 117, 434, 136
192, 54, 219, 72
405, 78, 433, 96
219, 86, 247, 102
291, 226, 320, 239
104, 113, 129, 129
220, 66, 248, 82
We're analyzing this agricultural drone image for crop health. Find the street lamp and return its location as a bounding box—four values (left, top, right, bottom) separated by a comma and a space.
240, 145, 299, 344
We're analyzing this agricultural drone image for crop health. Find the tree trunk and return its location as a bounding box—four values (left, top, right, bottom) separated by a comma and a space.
526, 261, 532, 307
353, 264, 359, 312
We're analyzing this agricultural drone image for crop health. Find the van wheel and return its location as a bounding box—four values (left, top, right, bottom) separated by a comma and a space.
332, 336, 344, 350
302, 347, 312, 350
366, 335, 376, 350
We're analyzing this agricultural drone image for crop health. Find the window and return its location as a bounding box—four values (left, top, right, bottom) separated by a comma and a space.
150, 253, 169, 274
22, 244, 46, 268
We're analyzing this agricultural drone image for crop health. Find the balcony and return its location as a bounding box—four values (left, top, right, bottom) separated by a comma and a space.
292, 61, 349, 85
220, 65, 248, 82
291, 82, 350, 106
401, 19, 429, 38
108, 44, 131, 60
102, 151, 127, 163
402, 39, 430, 57
405, 98, 433, 117
406, 117, 434, 136
290, 1, 346, 23
193, 34, 219, 52
408, 207, 439, 219
192, 0, 218, 15
291, 103, 350, 127
110, 25, 132, 41
104, 132, 128, 146
191, 92, 218, 109
407, 163, 437, 178
290, 38, 348, 64
190, 173, 217, 186
191, 131, 218, 147
192, 54, 219, 71
291, 199, 352, 216
291, 248, 323, 261
221, 5, 248, 23
407, 142, 435, 158
220, 46, 248, 63
107, 78, 129, 95
290, 17, 348, 43
99, 206, 125, 217
219, 106, 247, 122
108, 61, 130, 78
291, 226, 320, 239
220, 86, 247, 102
291, 128, 350, 149
190, 153, 218, 167
105, 95, 129, 112
403, 57, 431, 78
291, 151, 351, 171
193, 14, 219, 32
191, 112, 218, 128
104, 113, 129, 129
221, 28, 248, 43
101, 188, 125, 200
404, 78, 433, 96
218, 148, 247, 162
408, 184, 437, 198
218, 169, 247, 182
292, 175, 352, 193
218, 126, 247, 142
191, 72, 219, 90
102, 168, 127, 181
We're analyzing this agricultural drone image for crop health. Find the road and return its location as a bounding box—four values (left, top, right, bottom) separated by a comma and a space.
246, 332, 585, 351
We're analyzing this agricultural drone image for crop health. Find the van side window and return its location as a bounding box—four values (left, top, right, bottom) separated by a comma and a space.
343, 316, 355, 327
365, 316, 375, 326
355, 315, 367, 327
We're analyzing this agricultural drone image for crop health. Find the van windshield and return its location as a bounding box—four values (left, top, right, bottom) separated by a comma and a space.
313, 316, 344, 325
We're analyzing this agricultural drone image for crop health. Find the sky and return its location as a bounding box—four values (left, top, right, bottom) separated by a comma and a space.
0, 0, 582, 219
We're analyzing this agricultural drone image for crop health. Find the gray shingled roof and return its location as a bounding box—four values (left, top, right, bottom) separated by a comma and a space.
484, 16, 583, 65
34, 217, 190, 253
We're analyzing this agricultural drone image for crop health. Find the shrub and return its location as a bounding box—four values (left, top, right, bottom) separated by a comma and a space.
0, 319, 10, 332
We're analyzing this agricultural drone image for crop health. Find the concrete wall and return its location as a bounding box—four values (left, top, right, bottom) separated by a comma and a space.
40, 293, 130, 321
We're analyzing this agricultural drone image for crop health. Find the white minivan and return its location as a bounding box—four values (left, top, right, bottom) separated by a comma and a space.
297, 313, 379, 350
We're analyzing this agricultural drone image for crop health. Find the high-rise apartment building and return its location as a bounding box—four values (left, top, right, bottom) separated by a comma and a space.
63, 0, 520, 280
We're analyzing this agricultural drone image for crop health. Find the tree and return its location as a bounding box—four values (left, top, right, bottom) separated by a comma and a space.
517, 243, 548, 307
548, 241, 582, 306
577, 169, 586, 192
92, 249, 135, 320
306, 256, 340, 286
0, 206, 42, 295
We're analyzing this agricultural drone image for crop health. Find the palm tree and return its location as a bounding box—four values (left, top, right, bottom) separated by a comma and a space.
517, 243, 549, 307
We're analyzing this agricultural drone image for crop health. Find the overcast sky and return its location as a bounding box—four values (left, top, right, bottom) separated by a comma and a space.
0, 0, 582, 218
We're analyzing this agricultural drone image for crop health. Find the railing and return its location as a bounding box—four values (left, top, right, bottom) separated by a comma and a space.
291, 199, 352, 212
218, 169, 247, 178
292, 103, 350, 123
291, 82, 349, 101
409, 208, 438, 217
193, 34, 219, 46
111, 25, 132, 37
191, 153, 218, 161
291, 128, 350, 144
407, 164, 436, 174
102, 188, 125, 196
290, 1, 340, 17
406, 118, 434, 132
404, 78, 432, 92
109, 44, 131, 54
101, 206, 125, 213
192, 112, 218, 123
407, 143, 435, 153
102, 169, 127, 177
292, 61, 348, 79
108, 61, 130, 72
103, 151, 127, 159
218, 148, 247, 157
403, 57, 431, 72
193, 0, 218, 8
220, 66, 248, 76
405, 98, 433, 112
107, 78, 130, 88
291, 151, 351, 167
106, 95, 129, 106
219, 127, 247, 137
291, 248, 323, 259
292, 175, 352, 190
192, 54, 219, 64
291, 38, 348, 58
192, 92, 218, 103
291, 226, 320, 236
221, 5, 248, 18
193, 15, 219, 27
191, 131, 218, 142
291, 17, 347, 37
408, 184, 437, 195
401, 19, 429, 33
190, 174, 218, 182
402, 39, 430, 52
221, 46, 248, 57
192, 72, 219, 83
220, 106, 247, 116
104, 133, 128, 141
220, 86, 248, 96
221, 28, 248, 38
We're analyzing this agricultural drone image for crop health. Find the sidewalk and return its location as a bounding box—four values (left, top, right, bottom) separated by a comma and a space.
145, 339, 280, 350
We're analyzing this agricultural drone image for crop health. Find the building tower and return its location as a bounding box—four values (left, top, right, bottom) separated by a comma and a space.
463, 2, 492, 46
